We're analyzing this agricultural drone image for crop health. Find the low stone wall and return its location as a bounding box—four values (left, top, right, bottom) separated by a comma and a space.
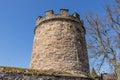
0, 66, 92, 80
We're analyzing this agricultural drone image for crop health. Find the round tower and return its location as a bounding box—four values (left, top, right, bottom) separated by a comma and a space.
30, 9, 90, 77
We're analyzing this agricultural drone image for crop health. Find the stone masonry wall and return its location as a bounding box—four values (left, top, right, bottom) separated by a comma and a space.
31, 20, 89, 77
0, 66, 92, 80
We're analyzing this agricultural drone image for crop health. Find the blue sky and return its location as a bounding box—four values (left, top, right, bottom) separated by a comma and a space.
0, 0, 113, 71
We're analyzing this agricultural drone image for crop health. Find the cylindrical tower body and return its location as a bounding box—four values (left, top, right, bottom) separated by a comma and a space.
30, 9, 90, 77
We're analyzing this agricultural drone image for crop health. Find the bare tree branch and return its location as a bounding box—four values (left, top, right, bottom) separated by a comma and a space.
85, 1, 120, 79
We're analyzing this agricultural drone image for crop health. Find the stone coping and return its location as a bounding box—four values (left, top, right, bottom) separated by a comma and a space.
0, 66, 86, 77
0, 66, 91, 79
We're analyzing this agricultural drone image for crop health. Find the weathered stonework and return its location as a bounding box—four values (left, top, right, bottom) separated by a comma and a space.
0, 66, 93, 80
30, 9, 90, 77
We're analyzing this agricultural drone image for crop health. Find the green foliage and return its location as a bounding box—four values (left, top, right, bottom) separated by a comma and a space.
91, 68, 98, 78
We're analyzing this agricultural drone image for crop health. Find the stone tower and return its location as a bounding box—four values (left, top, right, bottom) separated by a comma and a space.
30, 9, 90, 77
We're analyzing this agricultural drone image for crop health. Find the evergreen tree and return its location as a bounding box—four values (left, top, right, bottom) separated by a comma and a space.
91, 68, 98, 78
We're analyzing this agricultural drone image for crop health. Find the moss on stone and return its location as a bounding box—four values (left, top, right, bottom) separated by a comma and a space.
0, 66, 40, 75
0, 66, 72, 76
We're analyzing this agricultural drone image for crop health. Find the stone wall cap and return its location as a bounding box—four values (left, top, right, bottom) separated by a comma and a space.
0, 66, 90, 78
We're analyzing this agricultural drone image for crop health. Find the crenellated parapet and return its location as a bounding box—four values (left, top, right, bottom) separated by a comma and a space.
36, 9, 83, 26
35, 9, 85, 34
